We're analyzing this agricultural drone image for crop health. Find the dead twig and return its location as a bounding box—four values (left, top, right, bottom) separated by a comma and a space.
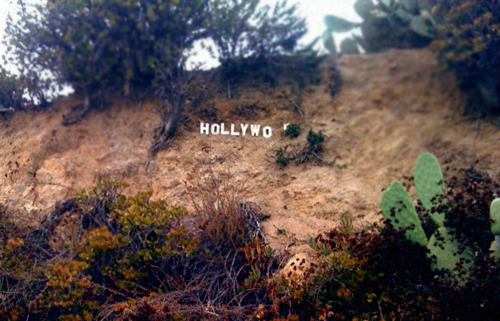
0, 107, 15, 112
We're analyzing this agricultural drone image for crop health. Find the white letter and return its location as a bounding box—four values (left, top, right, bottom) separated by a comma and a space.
263, 126, 272, 138
211, 124, 220, 135
230, 124, 240, 136
221, 123, 230, 135
200, 122, 209, 134
240, 124, 249, 136
250, 124, 261, 136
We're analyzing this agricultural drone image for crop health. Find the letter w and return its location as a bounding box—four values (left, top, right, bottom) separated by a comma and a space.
250, 124, 261, 136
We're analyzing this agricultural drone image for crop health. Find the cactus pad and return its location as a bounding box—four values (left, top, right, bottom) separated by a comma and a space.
427, 226, 475, 286
410, 15, 437, 39
322, 30, 336, 54
490, 198, 500, 260
414, 152, 445, 227
380, 181, 428, 246
490, 198, 500, 235
491, 236, 500, 261
324, 15, 359, 33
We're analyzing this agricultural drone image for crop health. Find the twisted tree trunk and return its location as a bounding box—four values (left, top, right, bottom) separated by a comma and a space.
148, 63, 199, 157
149, 97, 183, 157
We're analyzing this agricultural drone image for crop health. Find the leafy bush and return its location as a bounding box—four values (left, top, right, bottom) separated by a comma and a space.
431, 0, 500, 115
442, 167, 499, 256
6, 0, 312, 103
306, 129, 324, 146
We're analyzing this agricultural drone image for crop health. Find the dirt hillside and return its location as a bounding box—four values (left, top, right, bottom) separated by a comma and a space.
1, 48, 499, 256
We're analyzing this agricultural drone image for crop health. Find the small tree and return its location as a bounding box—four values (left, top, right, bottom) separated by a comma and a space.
149, 59, 201, 156
7, 0, 208, 111
207, 0, 313, 94
208, 0, 307, 61
207, 0, 260, 61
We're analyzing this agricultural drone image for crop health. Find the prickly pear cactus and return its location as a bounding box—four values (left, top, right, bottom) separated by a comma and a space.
380, 152, 485, 287
409, 14, 437, 39
324, 15, 360, 33
354, 0, 376, 19
414, 152, 445, 227
402, 0, 419, 13
490, 198, 500, 260
491, 198, 500, 234
340, 38, 360, 54
323, 0, 437, 53
378, 0, 393, 8
380, 181, 428, 246
427, 226, 475, 286
322, 30, 337, 54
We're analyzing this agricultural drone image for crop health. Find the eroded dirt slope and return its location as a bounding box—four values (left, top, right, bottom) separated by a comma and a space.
1, 49, 499, 255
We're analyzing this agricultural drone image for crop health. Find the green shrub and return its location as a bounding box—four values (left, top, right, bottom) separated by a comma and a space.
306, 129, 324, 146
431, 0, 500, 115
282, 123, 301, 139
208, 0, 317, 93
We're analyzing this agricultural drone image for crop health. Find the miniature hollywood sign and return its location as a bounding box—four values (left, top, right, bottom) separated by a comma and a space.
200, 122, 273, 138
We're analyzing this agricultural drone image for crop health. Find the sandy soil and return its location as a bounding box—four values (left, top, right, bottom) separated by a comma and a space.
1, 48, 499, 257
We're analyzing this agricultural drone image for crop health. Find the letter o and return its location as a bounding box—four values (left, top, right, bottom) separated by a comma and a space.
211, 124, 220, 135
263, 126, 272, 138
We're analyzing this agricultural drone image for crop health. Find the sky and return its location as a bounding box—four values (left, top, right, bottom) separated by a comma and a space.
0, 0, 360, 89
